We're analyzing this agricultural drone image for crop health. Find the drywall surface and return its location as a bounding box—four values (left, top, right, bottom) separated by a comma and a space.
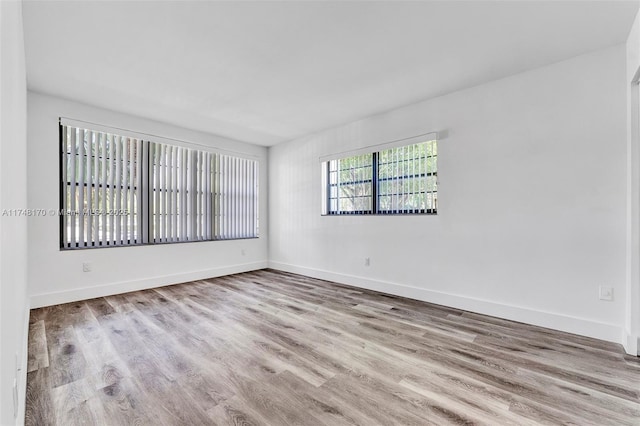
626, 8, 640, 356
0, 1, 30, 424
269, 45, 628, 345
27, 92, 268, 307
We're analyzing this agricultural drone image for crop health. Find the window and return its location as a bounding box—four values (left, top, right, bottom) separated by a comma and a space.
60, 123, 258, 249
377, 139, 437, 214
326, 153, 373, 214
321, 136, 437, 215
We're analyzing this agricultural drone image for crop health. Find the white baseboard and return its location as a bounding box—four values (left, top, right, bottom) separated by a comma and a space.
30, 261, 268, 308
622, 330, 639, 356
268, 261, 624, 346
15, 300, 30, 426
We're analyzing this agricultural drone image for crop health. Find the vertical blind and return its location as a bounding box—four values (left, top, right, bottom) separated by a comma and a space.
60, 126, 143, 248
377, 139, 437, 214
60, 124, 259, 249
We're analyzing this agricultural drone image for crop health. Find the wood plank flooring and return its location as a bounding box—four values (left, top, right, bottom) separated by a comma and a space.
25, 269, 640, 425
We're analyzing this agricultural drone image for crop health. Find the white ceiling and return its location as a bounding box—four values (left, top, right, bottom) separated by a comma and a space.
22, 1, 639, 146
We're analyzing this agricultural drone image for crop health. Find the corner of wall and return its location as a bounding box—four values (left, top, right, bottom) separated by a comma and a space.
626, 6, 640, 359
1, 0, 30, 423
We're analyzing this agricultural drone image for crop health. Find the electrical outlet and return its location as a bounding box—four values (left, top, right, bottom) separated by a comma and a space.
241, 248, 246, 256
82, 262, 92, 272
599, 286, 613, 301
364, 257, 370, 267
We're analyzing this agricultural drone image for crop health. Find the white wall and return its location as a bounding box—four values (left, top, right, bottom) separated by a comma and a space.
269, 44, 628, 345
0, 1, 29, 424
626, 8, 640, 356
27, 92, 268, 307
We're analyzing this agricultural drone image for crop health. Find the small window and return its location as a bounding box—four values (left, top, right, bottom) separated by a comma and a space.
321, 137, 437, 215
326, 153, 373, 214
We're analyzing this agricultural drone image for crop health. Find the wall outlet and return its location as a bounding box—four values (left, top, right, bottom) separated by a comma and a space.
364, 257, 370, 267
599, 286, 613, 301
82, 262, 92, 272
241, 248, 246, 256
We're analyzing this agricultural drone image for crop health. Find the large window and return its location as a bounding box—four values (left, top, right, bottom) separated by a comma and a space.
60, 123, 259, 249
321, 136, 437, 215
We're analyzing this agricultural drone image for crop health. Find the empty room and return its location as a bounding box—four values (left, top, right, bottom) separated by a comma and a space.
1, 0, 640, 424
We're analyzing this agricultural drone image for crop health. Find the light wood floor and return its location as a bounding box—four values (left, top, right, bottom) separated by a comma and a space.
26, 269, 640, 425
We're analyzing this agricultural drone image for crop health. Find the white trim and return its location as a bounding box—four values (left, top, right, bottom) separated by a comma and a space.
30, 261, 268, 308
16, 300, 30, 425
623, 330, 639, 356
268, 261, 624, 346
319, 132, 438, 162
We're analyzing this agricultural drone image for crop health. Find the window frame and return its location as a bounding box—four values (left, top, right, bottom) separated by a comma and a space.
321, 135, 437, 216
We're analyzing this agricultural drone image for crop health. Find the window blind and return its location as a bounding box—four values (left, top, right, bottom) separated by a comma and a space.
61, 123, 259, 249
378, 139, 437, 214
61, 126, 143, 248
216, 154, 259, 239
